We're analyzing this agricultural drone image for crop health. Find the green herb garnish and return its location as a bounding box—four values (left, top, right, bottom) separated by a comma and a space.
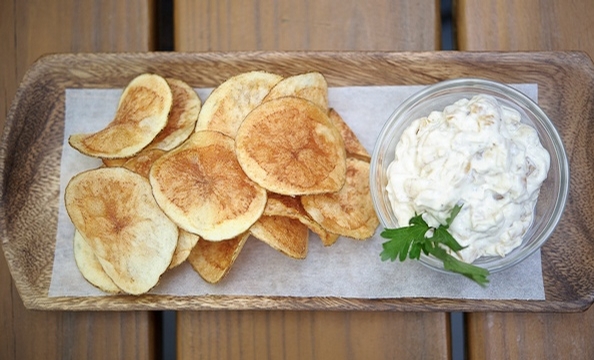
380, 204, 490, 286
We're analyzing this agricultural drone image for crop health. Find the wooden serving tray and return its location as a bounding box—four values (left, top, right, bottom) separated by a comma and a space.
2, 51, 594, 312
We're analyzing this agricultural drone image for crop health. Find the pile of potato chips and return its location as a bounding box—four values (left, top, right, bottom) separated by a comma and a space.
65, 70, 379, 295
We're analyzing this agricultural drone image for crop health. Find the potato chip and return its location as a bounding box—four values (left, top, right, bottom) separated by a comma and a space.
150, 130, 267, 241
69, 73, 172, 159
250, 215, 308, 259
147, 78, 201, 151
122, 148, 166, 178
263, 72, 328, 111
102, 158, 128, 167
320, 230, 340, 246
328, 108, 371, 162
169, 230, 200, 269
187, 232, 249, 284
73, 230, 121, 294
301, 158, 379, 239
235, 96, 347, 195
195, 71, 282, 138
264, 193, 339, 246
65, 167, 178, 295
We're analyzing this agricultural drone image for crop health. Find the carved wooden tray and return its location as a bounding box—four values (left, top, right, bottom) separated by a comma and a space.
2, 51, 594, 311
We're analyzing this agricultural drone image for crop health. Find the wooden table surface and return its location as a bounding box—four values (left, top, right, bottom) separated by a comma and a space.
2, 0, 593, 359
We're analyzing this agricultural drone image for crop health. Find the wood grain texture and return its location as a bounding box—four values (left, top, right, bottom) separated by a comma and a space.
466, 311, 594, 359
174, 0, 440, 51
1, 255, 157, 358
1, 0, 156, 359
456, 0, 594, 58
176, 310, 450, 360
457, 1, 594, 357
3, 51, 594, 312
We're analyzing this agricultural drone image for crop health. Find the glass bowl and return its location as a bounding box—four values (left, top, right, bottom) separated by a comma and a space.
370, 78, 569, 274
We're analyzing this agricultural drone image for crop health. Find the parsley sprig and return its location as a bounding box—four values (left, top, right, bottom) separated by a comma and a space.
380, 204, 490, 286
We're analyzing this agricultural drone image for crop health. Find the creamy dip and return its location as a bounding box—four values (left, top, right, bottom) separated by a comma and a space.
386, 94, 550, 263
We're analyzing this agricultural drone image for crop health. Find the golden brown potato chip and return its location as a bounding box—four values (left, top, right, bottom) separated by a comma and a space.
147, 78, 201, 151
319, 231, 340, 246
250, 215, 308, 259
263, 72, 328, 111
264, 193, 339, 246
169, 230, 200, 269
102, 158, 128, 167
69, 73, 172, 159
195, 71, 282, 138
236, 96, 347, 196
122, 148, 166, 178
73, 230, 121, 294
328, 108, 371, 162
150, 130, 267, 241
187, 232, 249, 284
301, 158, 379, 240
65, 167, 178, 295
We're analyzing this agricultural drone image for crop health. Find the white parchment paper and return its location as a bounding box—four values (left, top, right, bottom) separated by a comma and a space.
49, 84, 545, 300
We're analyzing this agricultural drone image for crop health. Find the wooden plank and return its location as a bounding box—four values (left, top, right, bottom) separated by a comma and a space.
456, 0, 594, 58
1, 254, 158, 359
173, 1, 448, 358
457, 0, 594, 358
466, 311, 594, 359
177, 310, 451, 360
0, 0, 155, 134
1, 0, 156, 358
0, 0, 17, 138
174, 0, 440, 51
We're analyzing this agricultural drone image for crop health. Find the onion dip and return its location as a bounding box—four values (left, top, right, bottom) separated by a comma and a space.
386, 94, 550, 263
